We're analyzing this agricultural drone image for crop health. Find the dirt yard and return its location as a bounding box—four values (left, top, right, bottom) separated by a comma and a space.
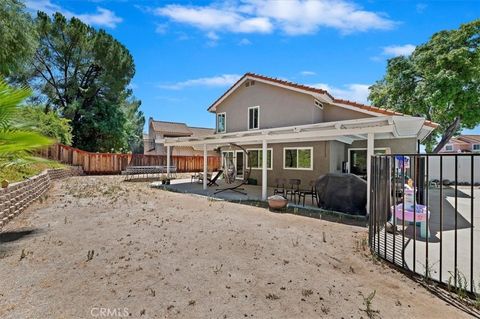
0, 176, 473, 318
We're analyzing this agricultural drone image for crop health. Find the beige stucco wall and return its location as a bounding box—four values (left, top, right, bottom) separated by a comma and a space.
215, 81, 323, 132
146, 144, 217, 156
233, 141, 330, 188
145, 121, 217, 156
144, 139, 217, 157
439, 142, 473, 153
226, 138, 417, 188
345, 138, 417, 158
323, 103, 372, 122
213, 81, 384, 134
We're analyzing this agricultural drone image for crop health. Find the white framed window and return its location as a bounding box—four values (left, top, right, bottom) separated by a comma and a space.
347, 147, 390, 175
246, 148, 272, 170
248, 106, 259, 130
472, 144, 480, 151
445, 144, 453, 151
283, 147, 313, 170
217, 112, 226, 133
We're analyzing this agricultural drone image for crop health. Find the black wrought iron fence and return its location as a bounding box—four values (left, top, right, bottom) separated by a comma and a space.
369, 153, 479, 295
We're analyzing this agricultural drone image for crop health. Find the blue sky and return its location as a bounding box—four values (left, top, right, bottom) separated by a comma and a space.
25, 0, 480, 133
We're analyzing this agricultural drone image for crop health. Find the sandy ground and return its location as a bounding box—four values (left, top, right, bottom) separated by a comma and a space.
0, 176, 473, 319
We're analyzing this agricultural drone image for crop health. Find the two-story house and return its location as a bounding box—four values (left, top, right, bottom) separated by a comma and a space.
144, 117, 216, 156
162, 73, 437, 201
439, 135, 480, 153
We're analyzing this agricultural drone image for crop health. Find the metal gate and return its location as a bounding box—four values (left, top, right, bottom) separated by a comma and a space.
369, 153, 479, 295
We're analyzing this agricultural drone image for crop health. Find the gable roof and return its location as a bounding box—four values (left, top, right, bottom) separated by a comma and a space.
188, 126, 215, 137
149, 119, 214, 137
207, 72, 438, 129
449, 135, 480, 145
150, 120, 192, 136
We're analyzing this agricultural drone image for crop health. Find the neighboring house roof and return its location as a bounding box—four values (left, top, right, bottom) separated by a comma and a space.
439, 135, 480, 153
151, 120, 192, 136
149, 118, 214, 137
448, 135, 480, 145
207, 72, 438, 128
188, 127, 215, 136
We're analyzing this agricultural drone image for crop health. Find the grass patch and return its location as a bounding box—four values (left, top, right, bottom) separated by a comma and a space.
0, 160, 66, 183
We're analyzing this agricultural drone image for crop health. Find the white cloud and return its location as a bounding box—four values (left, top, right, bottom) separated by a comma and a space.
248, 0, 395, 35
25, 0, 122, 28
153, 0, 395, 39
155, 5, 273, 34
382, 44, 416, 57
312, 83, 371, 104
205, 32, 220, 47
206, 31, 220, 41
155, 23, 168, 34
76, 8, 122, 28
158, 74, 242, 90
238, 38, 252, 45
25, 0, 60, 13
300, 70, 316, 76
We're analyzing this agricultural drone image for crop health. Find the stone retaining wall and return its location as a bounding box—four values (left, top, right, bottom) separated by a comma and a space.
0, 166, 83, 229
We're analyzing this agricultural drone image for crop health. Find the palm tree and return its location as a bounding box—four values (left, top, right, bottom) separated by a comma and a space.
0, 79, 52, 166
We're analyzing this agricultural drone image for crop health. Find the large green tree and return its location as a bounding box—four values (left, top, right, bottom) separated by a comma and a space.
23, 11, 144, 152
73, 99, 130, 153
0, 0, 38, 76
369, 19, 480, 152
120, 93, 145, 154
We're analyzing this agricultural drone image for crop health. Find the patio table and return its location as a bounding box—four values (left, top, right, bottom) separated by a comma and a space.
390, 204, 431, 238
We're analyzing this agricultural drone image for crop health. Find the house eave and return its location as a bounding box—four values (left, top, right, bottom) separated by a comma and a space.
207, 74, 333, 113
206, 74, 439, 131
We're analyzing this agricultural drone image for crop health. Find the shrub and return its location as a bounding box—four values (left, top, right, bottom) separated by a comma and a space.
20, 106, 72, 145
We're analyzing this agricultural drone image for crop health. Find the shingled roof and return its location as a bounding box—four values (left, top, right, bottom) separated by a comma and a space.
149, 119, 214, 137
207, 73, 438, 129
449, 135, 480, 144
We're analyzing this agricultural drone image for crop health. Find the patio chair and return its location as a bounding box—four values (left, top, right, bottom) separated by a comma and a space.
273, 178, 287, 196
197, 172, 211, 184
285, 179, 301, 203
297, 180, 318, 207
208, 170, 224, 187
191, 172, 199, 183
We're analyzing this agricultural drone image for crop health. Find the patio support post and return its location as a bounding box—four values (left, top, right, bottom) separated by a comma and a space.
262, 139, 268, 201
203, 144, 208, 190
366, 133, 375, 215
166, 145, 171, 178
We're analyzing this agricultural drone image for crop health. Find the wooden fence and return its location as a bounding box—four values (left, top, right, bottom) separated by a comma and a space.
39, 144, 221, 175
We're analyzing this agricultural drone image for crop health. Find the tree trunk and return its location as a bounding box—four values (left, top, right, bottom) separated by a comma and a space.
432, 117, 461, 153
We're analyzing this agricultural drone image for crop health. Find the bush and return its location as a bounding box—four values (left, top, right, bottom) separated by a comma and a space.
20, 106, 72, 145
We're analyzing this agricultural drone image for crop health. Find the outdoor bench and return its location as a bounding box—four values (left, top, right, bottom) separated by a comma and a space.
122, 165, 177, 181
